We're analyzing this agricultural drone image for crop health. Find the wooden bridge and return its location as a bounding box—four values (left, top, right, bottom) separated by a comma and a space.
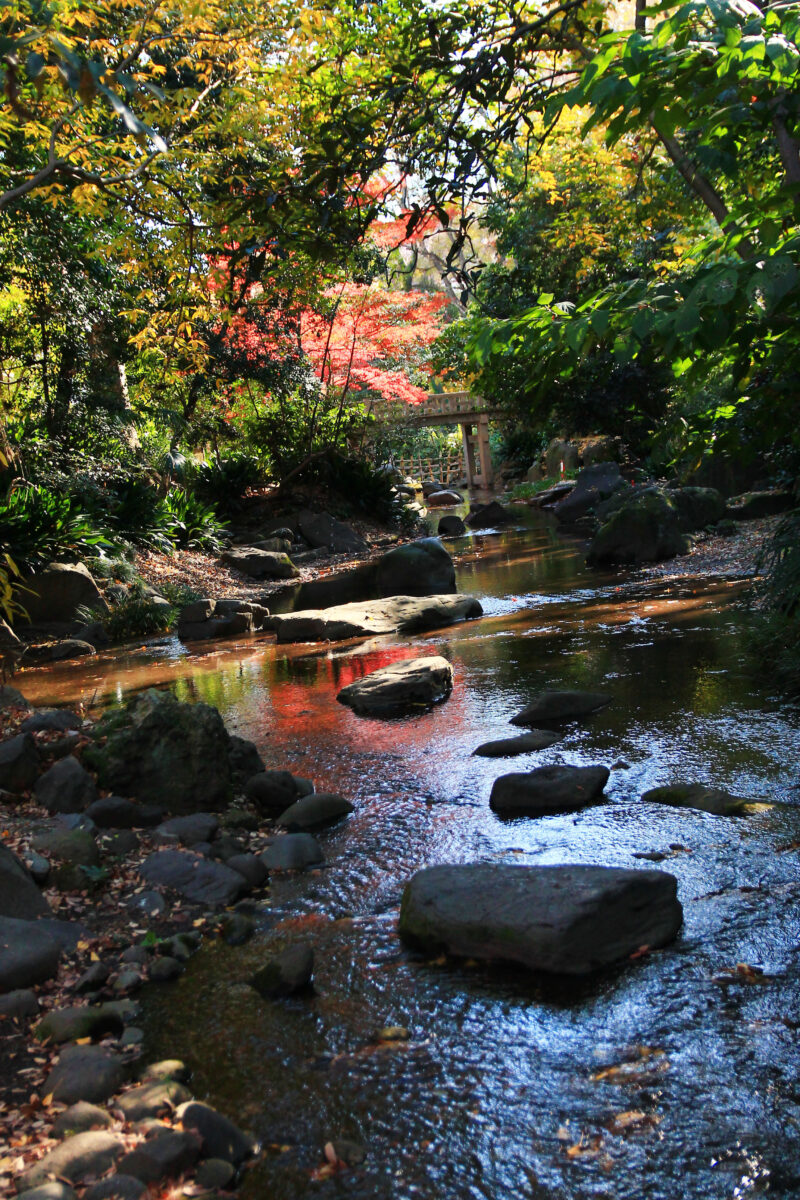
370, 391, 501, 489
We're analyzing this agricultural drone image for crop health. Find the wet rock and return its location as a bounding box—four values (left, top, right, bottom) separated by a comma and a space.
374, 538, 456, 598
21, 562, 108, 625
117, 1079, 192, 1121
21, 709, 82, 733
84, 690, 248, 814
426, 489, 463, 507
35, 1002, 124, 1044
25, 639, 97, 665
139, 850, 246, 908
553, 462, 624, 523
0, 916, 60, 992
34, 756, 98, 815
473, 731, 560, 757
176, 1101, 255, 1164
218, 912, 254, 946
245, 770, 300, 815
225, 854, 267, 890
642, 783, 756, 816
588, 490, 688, 565
272, 594, 482, 644
0, 844, 51, 919
0, 987, 38, 1019
156, 813, 219, 846
277, 792, 353, 831
44, 1045, 126, 1104
490, 764, 610, 816
118, 1131, 201, 1183
297, 510, 368, 555
337, 655, 453, 717
438, 514, 467, 537
510, 689, 610, 726
421, 479, 443, 497
195, 1158, 236, 1189
0, 732, 40, 793
85, 797, 163, 829
228, 735, 265, 786
19, 1131, 125, 1191
251, 943, 314, 999
260, 833, 324, 871
179, 599, 216, 623
52, 1102, 114, 1137
82, 1176, 147, 1200
17, 1184, 77, 1200
220, 548, 299, 580
147, 956, 183, 983
465, 501, 513, 529
399, 863, 683, 975
73, 962, 110, 994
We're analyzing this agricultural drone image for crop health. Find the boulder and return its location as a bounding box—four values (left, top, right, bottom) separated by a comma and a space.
374, 538, 456, 598
85, 797, 162, 829
34, 1003, 123, 1044
297, 510, 368, 554
438, 515, 467, 538
530, 480, 576, 508
83, 690, 236, 814
117, 1132, 200, 1184
21, 563, 107, 625
228, 735, 265, 786
578, 435, 621, 467
116, 1079, 192, 1122
176, 1101, 254, 1164
465, 501, 514, 530
245, 769, 300, 815
544, 438, 581, 478
641, 782, 756, 816
34, 756, 98, 814
260, 834, 324, 871
18, 1131, 125, 1191
0, 844, 50, 919
220, 548, 299, 580
21, 709, 81, 733
272, 594, 482, 644
0, 732, 40, 793
490, 764, 610, 816
510, 690, 610, 726
0, 684, 30, 710
726, 489, 795, 519
32, 828, 99, 869
553, 462, 624, 523
52, 1102, 114, 1138
156, 813, 219, 846
178, 611, 255, 641
426, 489, 463, 507
276, 793, 353, 831
421, 479, 444, 498
250, 943, 314, 998
139, 850, 246, 907
398, 863, 683, 974
588, 490, 689, 564
43, 1045, 126, 1104
472, 731, 560, 757
226, 853, 268, 889
178, 599, 215, 623
667, 486, 726, 531
337, 656, 453, 717
0, 916, 60, 992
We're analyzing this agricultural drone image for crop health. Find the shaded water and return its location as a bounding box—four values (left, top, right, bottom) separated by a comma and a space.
23, 513, 800, 1199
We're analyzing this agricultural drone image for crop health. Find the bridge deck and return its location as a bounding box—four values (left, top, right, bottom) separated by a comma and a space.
371, 391, 501, 427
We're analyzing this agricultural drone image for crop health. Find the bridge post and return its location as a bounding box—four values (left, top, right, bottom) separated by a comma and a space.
461, 414, 494, 489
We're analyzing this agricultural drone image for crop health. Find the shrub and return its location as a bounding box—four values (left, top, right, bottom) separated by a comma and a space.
0, 484, 113, 571
191, 455, 264, 516
164, 489, 228, 552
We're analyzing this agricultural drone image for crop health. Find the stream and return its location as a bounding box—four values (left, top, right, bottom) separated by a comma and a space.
21, 511, 800, 1200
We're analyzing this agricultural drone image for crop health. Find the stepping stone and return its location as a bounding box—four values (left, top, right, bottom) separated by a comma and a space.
337, 656, 453, 717
116, 1079, 192, 1122
176, 1101, 254, 1164
0, 916, 60, 992
473, 731, 560, 757
276, 793, 353, 831
271, 594, 483, 644
43, 1045, 126, 1104
250, 944, 314, 999
510, 690, 610, 726
641, 783, 764, 816
245, 770, 301, 815
260, 834, 324, 872
139, 850, 246, 908
117, 1131, 200, 1184
398, 863, 683, 975
52, 1102, 114, 1137
490, 764, 610, 816
18, 1131, 125, 1191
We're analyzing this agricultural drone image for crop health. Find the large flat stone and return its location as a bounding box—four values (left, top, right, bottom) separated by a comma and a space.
398, 863, 682, 975
490, 765, 610, 816
0, 916, 60, 993
276, 793, 353, 831
510, 690, 610, 726
220, 548, 298, 580
43, 1045, 126, 1104
337, 656, 453, 717
641, 783, 761, 816
18, 1131, 125, 1190
472, 731, 560, 757
139, 850, 246, 908
271, 594, 482, 644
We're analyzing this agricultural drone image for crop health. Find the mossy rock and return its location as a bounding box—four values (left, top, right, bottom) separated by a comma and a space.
587, 490, 688, 565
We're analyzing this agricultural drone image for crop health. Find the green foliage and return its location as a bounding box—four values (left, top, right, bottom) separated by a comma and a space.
303, 452, 418, 532
508, 472, 577, 501
0, 484, 113, 572
751, 506, 800, 692
191, 455, 265, 516
102, 583, 177, 642
164, 490, 228, 553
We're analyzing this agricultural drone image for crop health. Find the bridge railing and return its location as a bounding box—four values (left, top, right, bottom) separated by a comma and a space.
370, 391, 491, 424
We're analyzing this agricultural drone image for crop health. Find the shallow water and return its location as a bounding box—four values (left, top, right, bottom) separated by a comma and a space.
23, 512, 800, 1199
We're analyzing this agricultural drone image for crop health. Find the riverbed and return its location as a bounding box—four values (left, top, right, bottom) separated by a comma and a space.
21, 512, 800, 1200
